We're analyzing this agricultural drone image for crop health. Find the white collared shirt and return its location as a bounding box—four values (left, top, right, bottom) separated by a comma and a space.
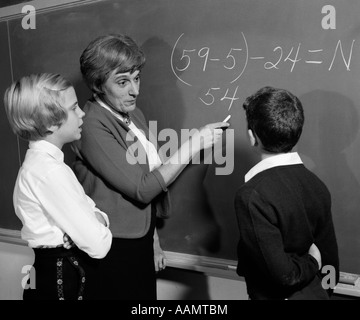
14, 140, 112, 258
94, 95, 162, 172
245, 152, 303, 183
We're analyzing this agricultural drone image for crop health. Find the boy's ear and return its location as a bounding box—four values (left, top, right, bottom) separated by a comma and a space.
247, 129, 258, 147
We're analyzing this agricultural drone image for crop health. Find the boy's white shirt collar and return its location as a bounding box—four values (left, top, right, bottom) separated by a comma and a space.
245, 152, 303, 183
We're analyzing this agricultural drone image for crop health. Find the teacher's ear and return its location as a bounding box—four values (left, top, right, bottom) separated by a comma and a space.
247, 129, 258, 147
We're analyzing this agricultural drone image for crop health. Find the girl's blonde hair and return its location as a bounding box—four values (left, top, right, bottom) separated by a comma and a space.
4, 73, 72, 141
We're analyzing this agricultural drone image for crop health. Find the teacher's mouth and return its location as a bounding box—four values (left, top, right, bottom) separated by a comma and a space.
124, 100, 136, 108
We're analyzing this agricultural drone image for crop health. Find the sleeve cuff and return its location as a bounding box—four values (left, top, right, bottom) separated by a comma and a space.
308, 253, 320, 271
96, 210, 110, 227
152, 169, 168, 192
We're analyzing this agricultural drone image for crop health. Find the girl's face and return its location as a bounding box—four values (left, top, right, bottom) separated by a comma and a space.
50, 87, 84, 148
101, 69, 141, 114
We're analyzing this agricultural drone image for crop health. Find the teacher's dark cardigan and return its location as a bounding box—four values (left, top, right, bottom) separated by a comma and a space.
234, 164, 339, 299
73, 98, 171, 238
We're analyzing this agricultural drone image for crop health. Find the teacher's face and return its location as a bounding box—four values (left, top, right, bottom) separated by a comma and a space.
101, 69, 140, 113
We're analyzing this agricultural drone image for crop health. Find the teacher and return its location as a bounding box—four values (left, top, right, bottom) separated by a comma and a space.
73, 34, 228, 300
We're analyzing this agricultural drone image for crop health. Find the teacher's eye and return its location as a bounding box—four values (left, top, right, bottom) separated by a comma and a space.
117, 80, 128, 87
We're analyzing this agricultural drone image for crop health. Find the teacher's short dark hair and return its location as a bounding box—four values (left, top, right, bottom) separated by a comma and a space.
243, 86, 304, 153
80, 34, 146, 94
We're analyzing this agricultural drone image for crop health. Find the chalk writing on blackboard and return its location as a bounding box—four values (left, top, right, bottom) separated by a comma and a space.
171, 33, 355, 111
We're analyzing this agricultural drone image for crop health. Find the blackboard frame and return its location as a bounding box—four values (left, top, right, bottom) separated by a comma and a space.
0, 0, 87, 21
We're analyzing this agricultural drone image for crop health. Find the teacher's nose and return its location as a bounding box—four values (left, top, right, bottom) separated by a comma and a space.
129, 81, 139, 96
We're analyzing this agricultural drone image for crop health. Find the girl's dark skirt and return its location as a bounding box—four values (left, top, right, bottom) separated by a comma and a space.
23, 246, 92, 300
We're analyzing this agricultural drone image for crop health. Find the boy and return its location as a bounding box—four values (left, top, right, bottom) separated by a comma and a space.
234, 86, 339, 300
3, 73, 112, 300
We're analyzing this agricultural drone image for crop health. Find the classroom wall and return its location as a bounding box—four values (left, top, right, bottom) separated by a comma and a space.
0, 241, 248, 300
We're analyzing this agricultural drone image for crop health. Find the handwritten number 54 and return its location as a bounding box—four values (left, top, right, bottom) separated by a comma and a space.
200, 86, 239, 111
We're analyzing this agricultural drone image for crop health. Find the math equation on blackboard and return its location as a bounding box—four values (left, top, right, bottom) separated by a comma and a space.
170, 33, 356, 111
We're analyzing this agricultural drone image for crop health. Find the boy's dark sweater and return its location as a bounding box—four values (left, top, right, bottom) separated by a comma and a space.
235, 164, 339, 299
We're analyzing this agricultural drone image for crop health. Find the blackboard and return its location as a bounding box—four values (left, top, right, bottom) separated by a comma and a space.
1, 0, 360, 275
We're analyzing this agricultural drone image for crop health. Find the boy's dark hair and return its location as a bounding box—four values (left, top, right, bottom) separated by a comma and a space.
243, 86, 304, 153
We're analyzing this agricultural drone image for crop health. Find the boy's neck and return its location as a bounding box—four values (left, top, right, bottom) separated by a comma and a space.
259, 151, 289, 161
260, 152, 276, 161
